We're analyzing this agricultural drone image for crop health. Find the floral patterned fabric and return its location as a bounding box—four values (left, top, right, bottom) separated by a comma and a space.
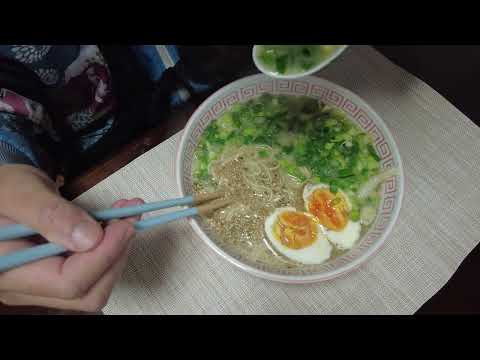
0, 45, 114, 133
0, 45, 212, 169
10, 45, 52, 64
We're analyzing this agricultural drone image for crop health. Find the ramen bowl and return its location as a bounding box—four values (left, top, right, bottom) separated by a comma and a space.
176, 74, 404, 283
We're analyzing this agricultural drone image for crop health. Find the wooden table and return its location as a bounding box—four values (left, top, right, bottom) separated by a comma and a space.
2, 46, 479, 314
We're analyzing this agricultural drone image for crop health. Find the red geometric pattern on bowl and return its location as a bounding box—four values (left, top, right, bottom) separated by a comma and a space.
309, 84, 329, 100
341, 99, 360, 117
178, 75, 403, 280
259, 80, 274, 93
292, 80, 310, 95
326, 90, 344, 107
382, 196, 395, 214
240, 85, 257, 100
224, 96, 239, 110
384, 177, 396, 194
211, 99, 226, 117
276, 79, 293, 93
354, 109, 374, 131
369, 124, 385, 144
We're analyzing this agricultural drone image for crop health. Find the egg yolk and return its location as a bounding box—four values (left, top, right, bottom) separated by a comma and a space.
273, 211, 317, 249
307, 189, 349, 231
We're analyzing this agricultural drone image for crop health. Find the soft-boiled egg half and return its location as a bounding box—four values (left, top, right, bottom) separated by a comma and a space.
264, 207, 332, 264
303, 183, 361, 251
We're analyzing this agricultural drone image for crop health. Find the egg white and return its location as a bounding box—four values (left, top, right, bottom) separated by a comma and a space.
303, 183, 360, 250
326, 221, 361, 250
264, 207, 332, 265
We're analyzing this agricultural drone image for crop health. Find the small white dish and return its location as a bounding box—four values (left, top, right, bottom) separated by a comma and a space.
252, 45, 348, 79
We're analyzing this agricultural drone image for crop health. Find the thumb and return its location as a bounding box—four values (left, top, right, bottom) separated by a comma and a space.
0, 165, 103, 252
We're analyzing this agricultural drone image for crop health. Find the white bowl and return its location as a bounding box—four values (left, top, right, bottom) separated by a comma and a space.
176, 74, 404, 284
252, 45, 348, 79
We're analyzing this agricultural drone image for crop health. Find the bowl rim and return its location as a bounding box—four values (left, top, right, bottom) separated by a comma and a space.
176, 73, 405, 284
252, 45, 349, 80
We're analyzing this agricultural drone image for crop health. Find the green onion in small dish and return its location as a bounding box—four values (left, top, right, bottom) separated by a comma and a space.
253, 45, 347, 79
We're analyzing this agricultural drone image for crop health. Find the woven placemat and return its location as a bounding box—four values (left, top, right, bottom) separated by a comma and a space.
75, 46, 480, 314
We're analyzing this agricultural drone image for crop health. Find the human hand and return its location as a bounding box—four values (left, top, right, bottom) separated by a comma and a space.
0, 164, 143, 312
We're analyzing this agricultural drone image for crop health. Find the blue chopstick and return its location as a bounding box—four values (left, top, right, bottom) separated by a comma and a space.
0, 207, 200, 273
0, 193, 229, 273
0, 195, 195, 242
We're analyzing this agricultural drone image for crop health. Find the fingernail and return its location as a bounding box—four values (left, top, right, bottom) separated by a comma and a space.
114, 199, 128, 208
71, 221, 102, 251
